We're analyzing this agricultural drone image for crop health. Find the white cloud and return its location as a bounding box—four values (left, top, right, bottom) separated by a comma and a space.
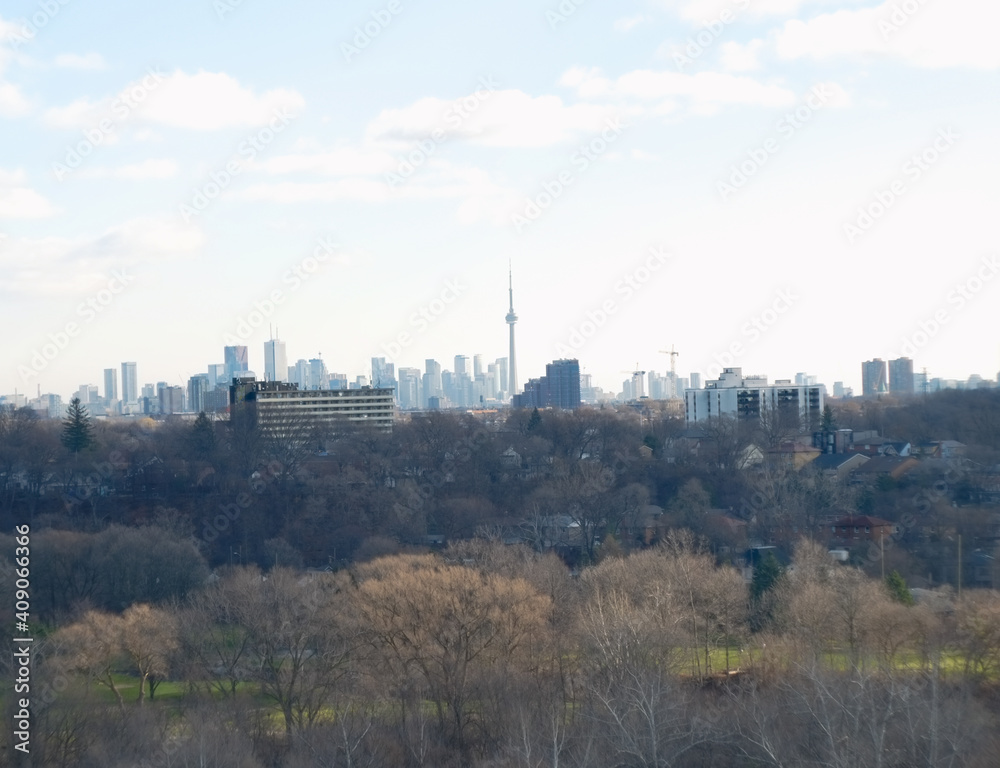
0, 217, 203, 296
239, 159, 519, 225
256, 147, 396, 177
0, 218, 204, 297
775, 0, 1000, 69
0, 187, 54, 219
0, 80, 29, 116
79, 159, 178, 180
563, 66, 797, 110
54, 52, 107, 70
654, 0, 865, 23
719, 39, 766, 72
139, 70, 304, 130
0, 168, 55, 219
44, 69, 305, 131
614, 15, 649, 32
366, 88, 620, 148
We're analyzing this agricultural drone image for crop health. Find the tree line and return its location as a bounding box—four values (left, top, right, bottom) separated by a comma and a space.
3, 537, 999, 767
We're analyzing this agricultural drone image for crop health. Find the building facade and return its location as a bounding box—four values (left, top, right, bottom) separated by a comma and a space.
230, 376, 395, 431
684, 367, 823, 429
888, 357, 915, 394
861, 358, 888, 397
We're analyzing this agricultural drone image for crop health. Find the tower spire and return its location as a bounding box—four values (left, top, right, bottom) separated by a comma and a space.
506, 260, 518, 400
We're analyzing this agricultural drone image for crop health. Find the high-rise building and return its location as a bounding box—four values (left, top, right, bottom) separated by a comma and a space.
207, 363, 227, 389
513, 359, 581, 409
397, 367, 422, 410
371, 357, 395, 388
546, 359, 581, 408
121, 362, 138, 404
224, 346, 249, 383
861, 358, 888, 397
263, 339, 288, 383
104, 368, 118, 402
188, 374, 210, 413
506, 264, 518, 399
684, 367, 823, 429
159, 385, 184, 415
690, 372, 702, 390
888, 357, 915, 394
473, 354, 484, 378
423, 359, 442, 405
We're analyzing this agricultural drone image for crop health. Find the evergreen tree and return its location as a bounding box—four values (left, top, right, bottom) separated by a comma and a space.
61, 397, 95, 453
751, 551, 784, 600
749, 551, 785, 631
527, 407, 542, 431
821, 404, 836, 432
189, 411, 216, 458
885, 569, 914, 605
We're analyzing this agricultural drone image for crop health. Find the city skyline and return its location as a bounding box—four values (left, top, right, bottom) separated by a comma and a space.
2, 1, 999, 399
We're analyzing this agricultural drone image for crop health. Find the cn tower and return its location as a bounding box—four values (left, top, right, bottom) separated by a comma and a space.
506, 262, 518, 399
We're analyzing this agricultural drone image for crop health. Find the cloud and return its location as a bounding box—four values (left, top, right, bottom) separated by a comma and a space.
774, 0, 1000, 69
79, 159, 178, 180
239, 159, 519, 225
0, 168, 55, 219
0, 217, 204, 296
653, 0, 866, 23
54, 52, 107, 70
43, 69, 305, 132
614, 15, 649, 32
255, 147, 396, 177
366, 87, 621, 148
0, 80, 29, 116
719, 39, 766, 72
561, 66, 797, 110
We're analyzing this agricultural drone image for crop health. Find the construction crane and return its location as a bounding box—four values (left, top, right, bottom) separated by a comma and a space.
620, 362, 647, 399
658, 345, 679, 377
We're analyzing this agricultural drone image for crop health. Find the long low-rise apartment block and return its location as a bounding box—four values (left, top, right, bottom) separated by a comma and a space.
229, 376, 395, 431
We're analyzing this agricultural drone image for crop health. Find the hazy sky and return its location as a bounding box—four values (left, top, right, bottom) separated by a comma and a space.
1, 0, 998, 400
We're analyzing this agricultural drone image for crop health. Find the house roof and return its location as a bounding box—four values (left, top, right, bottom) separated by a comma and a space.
812, 453, 869, 471
831, 514, 894, 528
853, 456, 918, 474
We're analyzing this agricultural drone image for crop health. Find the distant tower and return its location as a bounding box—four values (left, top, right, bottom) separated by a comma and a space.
506, 262, 518, 398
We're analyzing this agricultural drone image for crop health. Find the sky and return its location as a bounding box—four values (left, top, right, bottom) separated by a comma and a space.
1, 0, 998, 401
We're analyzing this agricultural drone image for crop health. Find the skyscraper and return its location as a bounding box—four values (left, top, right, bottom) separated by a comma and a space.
506, 264, 518, 399
264, 339, 287, 383
224, 345, 249, 383
888, 357, 915, 394
861, 358, 888, 397
121, 361, 138, 404
104, 368, 118, 402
